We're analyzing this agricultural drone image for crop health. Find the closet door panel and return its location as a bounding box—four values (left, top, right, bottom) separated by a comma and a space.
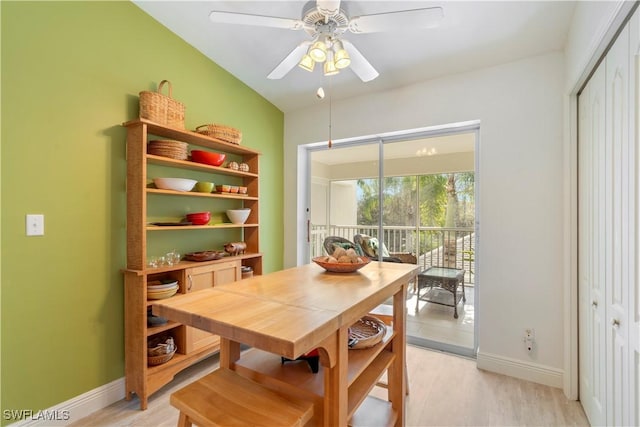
578, 70, 592, 423
630, 10, 640, 427
579, 55, 607, 427
605, 21, 631, 427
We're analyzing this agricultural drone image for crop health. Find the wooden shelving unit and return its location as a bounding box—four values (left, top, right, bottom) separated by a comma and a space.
234, 326, 399, 425
122, 119, 262, 409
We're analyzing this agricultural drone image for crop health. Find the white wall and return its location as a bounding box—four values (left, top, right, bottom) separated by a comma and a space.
285, 51, 566, 383
321, 151, 475, 181
329, 181, 357, 225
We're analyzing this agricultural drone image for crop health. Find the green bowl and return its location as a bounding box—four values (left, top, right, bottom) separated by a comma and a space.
194, 181, 214, 193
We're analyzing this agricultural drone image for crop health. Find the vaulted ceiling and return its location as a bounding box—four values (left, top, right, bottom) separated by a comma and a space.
134, 1, 576, 113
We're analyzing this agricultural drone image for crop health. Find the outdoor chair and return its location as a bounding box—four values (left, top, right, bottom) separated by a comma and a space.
353, 234, 417, 265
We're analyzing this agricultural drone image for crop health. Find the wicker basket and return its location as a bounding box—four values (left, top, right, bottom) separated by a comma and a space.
195, 124, 242, 144
148, 335, 177, 366
148, 348, 176, 366
139, 80, 185, 129
147, 140, 188, 160
348, 315, 386, 349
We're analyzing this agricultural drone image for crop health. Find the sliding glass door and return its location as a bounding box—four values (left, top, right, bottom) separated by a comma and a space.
306, 128, 478, 357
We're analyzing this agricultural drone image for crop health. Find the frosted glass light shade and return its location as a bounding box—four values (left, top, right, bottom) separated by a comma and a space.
334, 48, 350, 69
309, 41, 327, 62
298, 54, 315, 72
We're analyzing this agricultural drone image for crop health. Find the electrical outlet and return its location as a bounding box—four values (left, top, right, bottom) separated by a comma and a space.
524, 328, 535, 352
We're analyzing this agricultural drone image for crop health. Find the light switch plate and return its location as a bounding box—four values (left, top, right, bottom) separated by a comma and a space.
26, 214, 44, 236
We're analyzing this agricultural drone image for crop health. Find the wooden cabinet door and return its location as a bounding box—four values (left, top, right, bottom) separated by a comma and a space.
185, 261, 241, 352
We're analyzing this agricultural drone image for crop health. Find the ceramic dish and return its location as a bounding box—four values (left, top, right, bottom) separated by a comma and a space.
147, 282, 179, 291
226, 209, 251, 224
153, 177, 197, 192
147, 285, 179, 300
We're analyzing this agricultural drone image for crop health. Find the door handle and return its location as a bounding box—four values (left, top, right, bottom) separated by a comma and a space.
592, 300, 598, 308
611, 318, 620, 328
188, 274, 193, 291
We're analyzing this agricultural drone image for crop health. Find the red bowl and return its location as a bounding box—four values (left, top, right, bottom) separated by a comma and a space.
191, 150, 226, 167
185, 211, 211, 225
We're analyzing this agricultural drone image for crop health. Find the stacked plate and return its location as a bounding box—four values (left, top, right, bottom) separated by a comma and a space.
147, 140, 188, 160
147, 280, 179, 300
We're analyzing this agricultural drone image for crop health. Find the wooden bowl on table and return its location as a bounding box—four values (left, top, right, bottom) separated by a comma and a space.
312, 256, 371, 273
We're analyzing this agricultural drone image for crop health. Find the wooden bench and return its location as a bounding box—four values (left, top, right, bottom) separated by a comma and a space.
170, 368, 314, 427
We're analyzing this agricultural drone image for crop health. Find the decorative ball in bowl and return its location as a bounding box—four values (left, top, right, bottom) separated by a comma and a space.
312, 256, 371, 273
190, 150, 226, 167
185, 211, 211, 225
226, 209, 251, 224
153, 177, 197, 192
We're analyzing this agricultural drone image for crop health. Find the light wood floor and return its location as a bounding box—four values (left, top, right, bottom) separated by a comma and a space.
70, 345, 588, 426
406, 286, 475, 349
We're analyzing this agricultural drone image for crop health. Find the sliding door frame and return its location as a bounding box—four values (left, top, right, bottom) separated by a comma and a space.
300, 120, 481, 356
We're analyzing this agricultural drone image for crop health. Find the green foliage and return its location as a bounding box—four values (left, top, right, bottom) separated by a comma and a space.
357, 172, 475, 228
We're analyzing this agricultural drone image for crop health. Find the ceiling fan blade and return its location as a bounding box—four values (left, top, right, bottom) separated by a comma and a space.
317, 0, 341, 18
342, 40, 379, 82
267, 41, 311, 80
209, 11, 303, 30
348, 7, 444, 33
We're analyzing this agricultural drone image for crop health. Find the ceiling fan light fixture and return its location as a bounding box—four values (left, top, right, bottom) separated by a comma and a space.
334, 49, 350, 69
309, 39, 327, 63
323, 52, 339, 76
298, 54, 316, 72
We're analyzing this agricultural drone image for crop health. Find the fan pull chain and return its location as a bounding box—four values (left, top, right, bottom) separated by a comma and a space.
328, 79, 333, 148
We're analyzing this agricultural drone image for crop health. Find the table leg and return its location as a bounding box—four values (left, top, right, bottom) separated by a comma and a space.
390, 283, 407, 426
219, 337, 241, 369
322, 328, 348, 427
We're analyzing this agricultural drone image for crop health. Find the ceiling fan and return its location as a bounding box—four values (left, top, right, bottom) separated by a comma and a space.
209, 0, 443, 82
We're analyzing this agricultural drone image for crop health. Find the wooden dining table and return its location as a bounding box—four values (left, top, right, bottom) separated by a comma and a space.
153, 260, 419, 426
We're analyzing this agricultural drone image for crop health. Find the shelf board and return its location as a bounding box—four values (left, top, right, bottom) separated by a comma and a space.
347, 350, 395, 419
123, 118, 261, 155
125, 253, 263, 275
146, 187, 258, 200
147, 223, 259, 231
349, 396, 397, 427
147, 154, 258, 178
234, 328, 396, 398
146, 320, 181, 336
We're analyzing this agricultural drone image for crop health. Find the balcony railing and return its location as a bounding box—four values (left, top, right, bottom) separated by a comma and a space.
311, 224, 475, 285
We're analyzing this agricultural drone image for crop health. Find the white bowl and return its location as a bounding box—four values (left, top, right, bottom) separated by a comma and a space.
226, 209, 251, 224
153, 177, 197, 192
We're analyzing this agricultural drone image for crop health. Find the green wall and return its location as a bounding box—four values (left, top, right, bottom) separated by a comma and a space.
0, 1, 284, 420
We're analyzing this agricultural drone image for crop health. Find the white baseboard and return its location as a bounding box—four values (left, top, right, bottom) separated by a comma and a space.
476, 351, 564, 389
7, 377, 124, 426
